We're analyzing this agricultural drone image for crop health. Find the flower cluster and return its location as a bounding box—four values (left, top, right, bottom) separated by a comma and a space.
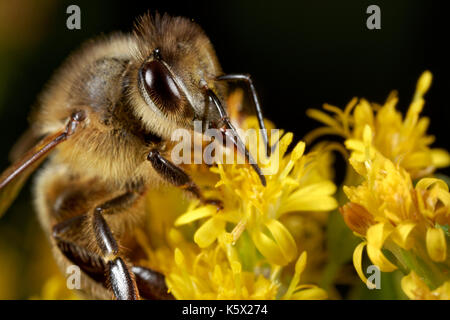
306, 71, 450, 179
135, 90, 337, 300
342, 125, 449, 293
308, 71, 450, 298
28, 72, 450, 300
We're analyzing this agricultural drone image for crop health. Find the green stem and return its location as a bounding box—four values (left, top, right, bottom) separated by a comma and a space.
319, 261, 340, 292
387, 242, 448, 290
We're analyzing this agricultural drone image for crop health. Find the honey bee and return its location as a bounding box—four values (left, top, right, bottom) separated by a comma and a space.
0, 13, 268, 300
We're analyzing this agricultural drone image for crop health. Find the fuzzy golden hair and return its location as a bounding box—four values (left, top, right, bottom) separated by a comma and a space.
31, 13, 224, 190
0, 12, 234, 301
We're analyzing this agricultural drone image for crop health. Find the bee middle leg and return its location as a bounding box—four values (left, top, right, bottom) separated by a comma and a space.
147, 149, 223, 209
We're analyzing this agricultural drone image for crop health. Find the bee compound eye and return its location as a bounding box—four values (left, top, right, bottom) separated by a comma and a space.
140, 60, 184, 113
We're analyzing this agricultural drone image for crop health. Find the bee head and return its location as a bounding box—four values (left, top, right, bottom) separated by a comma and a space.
128, 13, 266, 185
129, 13, 226, 138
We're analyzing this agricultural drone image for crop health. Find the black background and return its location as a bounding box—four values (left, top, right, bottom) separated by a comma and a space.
1, 0, 448, 160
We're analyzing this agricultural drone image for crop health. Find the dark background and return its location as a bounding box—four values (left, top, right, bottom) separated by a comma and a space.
1, 0, 449, 164
0, 0, 448, 298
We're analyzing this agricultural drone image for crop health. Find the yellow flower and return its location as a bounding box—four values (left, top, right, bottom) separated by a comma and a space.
281, 251, 328, 300
306, 71, 450, 179
135, 90, 331, 299
341, 125, 450, 291
175, 124, 338, 267
401, 271, 450, 300
136, 228, 327, 300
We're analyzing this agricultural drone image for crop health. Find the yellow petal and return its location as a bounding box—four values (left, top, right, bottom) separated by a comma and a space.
415, 70, 432, 99
401, 271, 427, 300
174, 248, 185, 266
291, 141, 305, 161
265, 219, 298, 263
277, 132, 293, 158
282, 251, 307, 299
392, 223, 416, 250
431, 149, 450, 168
402, 271, 450, 300
344, 97, 359, 115
345, 139, 365, 153
295, 251, 308, 275
289, 181, 337, 198
366, 223, 394, 249
278, 196, 337, 215
303, 126, 342, 144
306, 109, 342, 130
433, 282, 450, 300
278, 182, 338, 215
366, 223, 397, 272
416, 178, 449, 192
168, 228, 185, 246
362, 125, 373, 145
426, 227, 447, 262
353, 100, 374, 131
212, 265, 223, 284
174, 206, 216, 226
402, 152, 432, 169
353, 241, 376, 289
435, 188, 450, 207
193, 217, 225, 248
252, 230, 288, 266
405, 99, 424, 128
231, 261, 242, 274
366, 245, 397, 272
291, 287, 328, 300
323, 103, 345, 117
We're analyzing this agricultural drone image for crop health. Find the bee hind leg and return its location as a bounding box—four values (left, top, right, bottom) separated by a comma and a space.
91, 190, 177, 300
53, 215, 108, 286
51, 190, 173, 300
51, 211, 139, 300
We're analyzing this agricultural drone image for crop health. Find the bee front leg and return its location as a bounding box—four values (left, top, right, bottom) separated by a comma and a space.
147, 149, 223, 209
